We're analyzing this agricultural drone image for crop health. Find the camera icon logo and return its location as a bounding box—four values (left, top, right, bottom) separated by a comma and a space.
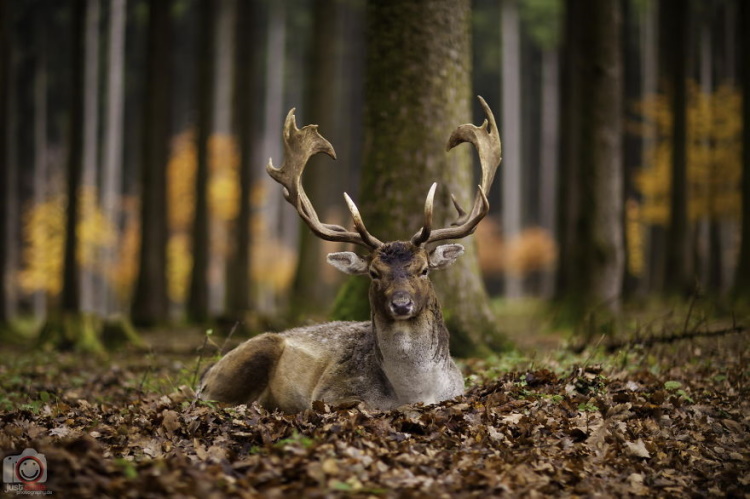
3, 448, 48, 485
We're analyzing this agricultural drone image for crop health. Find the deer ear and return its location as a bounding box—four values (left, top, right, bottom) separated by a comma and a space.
428, 244, 465, 270
326, 252, 369, 275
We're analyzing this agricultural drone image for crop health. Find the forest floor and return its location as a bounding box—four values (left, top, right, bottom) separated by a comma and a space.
1, 301, 749, 498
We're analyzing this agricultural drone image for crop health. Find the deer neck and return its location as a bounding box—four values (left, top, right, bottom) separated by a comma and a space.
371, 295, 453, 404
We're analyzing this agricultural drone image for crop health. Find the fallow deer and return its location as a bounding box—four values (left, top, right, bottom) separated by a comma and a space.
199, 96, 502, 412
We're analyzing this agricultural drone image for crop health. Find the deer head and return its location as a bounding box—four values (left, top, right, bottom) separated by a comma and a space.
266, 96, 502, 322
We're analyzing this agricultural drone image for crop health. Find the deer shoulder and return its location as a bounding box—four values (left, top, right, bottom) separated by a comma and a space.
199, 96, 501, 412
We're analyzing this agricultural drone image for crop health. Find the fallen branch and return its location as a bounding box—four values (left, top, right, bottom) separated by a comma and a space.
570, 325, 746, 354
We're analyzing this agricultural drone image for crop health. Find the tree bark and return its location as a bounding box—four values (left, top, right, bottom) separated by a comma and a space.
501, 0, 524, 298
131, 0, 171, 326
290, 0, 340, 319
332, 0, 506, 356
101, 0, 126, 315
662, 0, 690, 295
81, 0, 100, 313
734, 0, 750, 299
61, 0, 86, 315
187, 0, 215, 323
0, 0, 9, 325
555, 0, 624, 319
226, 0, 256, 316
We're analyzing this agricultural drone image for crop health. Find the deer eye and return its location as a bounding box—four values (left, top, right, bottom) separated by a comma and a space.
369, 269, 380, 279
420, 268, 429, 277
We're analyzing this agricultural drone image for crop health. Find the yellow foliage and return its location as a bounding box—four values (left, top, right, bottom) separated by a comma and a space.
633, 82, 742, 225
625, 199, 644, 277
165, 130, 241, 302
18, 187, 116, 295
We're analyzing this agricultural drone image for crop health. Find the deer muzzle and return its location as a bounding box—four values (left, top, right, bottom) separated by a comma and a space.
389, 290, 415, 319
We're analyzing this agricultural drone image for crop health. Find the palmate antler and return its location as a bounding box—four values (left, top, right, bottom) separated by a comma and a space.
267, 96, 500, 252
411, 96, 502, 246
266, 109, 383, 250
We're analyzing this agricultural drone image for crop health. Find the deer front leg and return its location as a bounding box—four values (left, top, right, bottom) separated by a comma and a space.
198, 333, 285, 405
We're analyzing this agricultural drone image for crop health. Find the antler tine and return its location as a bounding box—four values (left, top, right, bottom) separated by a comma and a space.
266, 109, 382, 250
344, 193, 384, 248
411, 182, 437, 246
412, 96, 501, 245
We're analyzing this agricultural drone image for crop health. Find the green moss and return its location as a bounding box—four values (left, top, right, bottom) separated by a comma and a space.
330, 277, 371, 321
37, 312, 144, 355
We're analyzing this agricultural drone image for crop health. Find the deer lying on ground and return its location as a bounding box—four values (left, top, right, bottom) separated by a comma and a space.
199, 96, 501, 412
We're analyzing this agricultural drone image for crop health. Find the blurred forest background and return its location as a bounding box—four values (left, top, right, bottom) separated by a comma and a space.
0, 0, 748, 353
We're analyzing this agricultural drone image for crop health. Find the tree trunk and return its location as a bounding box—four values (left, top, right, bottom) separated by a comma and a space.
501, 0, 524, 298
33, 7, 49, 319
187, 0, 215, 323
555, 0, 624, 320
539, 48, 559, 298
0, 0, 9, 326
734, 0, 750, 299
332, 0, 507, 356
258, 0, 286, 314
131, 0, 171, 326
662, 0, 690, 295
61, 0, 86, 315
588, 0, 624, 309
209, 0, 235, 315
81, 0, 100, 313
554, 0, 583, 310
226, 0, 256, 317
290, 0, 340, 319
101, 0, 126, 315
640, 0, 659, 294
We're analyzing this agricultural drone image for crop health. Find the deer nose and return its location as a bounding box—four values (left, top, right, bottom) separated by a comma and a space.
389, 291, 414, 318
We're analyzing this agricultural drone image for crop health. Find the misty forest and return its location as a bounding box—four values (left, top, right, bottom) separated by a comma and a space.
1, 0, 748, 497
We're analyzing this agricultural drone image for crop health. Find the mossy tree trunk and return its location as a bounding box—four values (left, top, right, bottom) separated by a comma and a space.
331, 0, 506, 356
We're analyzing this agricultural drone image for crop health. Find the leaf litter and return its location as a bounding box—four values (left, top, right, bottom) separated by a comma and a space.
0, 331, 748, 498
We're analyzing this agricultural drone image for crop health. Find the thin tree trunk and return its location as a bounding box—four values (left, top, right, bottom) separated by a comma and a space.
501, 0, 524, 298
187, 0, 215, 323
226, 0, 256, 317
0, 0, 9, 324
132, 0, 171, 326
554, 0, 582, 308
209, 0, 235, 315
81, 0, 100, 314
589, 0, 624, 309
101, 0, 126, 315
62, 0, 86, 314
291, 0, 340, 318
33, 7, 49, 319
555, 0, 623, 319
259, 0, 286, 314
640, 0, 659, 294
662, 0, 690, 295
539, 48, 559, 298
733, 0, 750, 299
